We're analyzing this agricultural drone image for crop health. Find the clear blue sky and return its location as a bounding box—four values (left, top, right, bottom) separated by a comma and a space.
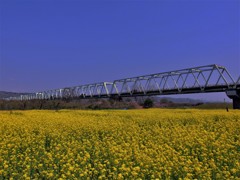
0, 0, 239, 101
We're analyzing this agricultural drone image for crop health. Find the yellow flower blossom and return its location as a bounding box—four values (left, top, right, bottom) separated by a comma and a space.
0, 109, 239, 179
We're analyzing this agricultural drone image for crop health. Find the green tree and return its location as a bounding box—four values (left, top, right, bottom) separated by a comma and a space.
143, 98, 153, 108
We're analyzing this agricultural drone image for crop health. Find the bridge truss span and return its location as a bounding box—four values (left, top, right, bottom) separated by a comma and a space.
33, 82, 114, 100
111, 64, 236, 96
6, 64, 240, 109
237, 76, 240, 86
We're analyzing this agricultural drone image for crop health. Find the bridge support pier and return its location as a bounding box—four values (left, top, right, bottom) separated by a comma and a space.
226, 90, 240, 109
233, 97, 240, 109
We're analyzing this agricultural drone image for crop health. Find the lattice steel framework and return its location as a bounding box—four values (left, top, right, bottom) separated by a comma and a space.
6, 64, 240, 100
237, 76, 240, 85
110, 64, 237, 96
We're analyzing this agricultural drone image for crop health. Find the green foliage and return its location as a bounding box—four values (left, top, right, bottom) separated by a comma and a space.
143, 98, 153, 108
0, 99, 142, 110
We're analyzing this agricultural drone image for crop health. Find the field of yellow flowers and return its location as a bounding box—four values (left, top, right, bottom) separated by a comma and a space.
0, 109, 240, 179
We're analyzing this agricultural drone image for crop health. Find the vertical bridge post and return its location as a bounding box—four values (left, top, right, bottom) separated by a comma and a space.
226, 90, 240, 109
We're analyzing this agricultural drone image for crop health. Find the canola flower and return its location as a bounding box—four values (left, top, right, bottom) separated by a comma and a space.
0, 109, 240, 179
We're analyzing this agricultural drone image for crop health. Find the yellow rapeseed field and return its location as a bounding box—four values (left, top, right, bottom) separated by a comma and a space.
0, 109, 240, 179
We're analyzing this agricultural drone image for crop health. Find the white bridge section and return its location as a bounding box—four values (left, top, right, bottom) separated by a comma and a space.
7, 64, 240, 101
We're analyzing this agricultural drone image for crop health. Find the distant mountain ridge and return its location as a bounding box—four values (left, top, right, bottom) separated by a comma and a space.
0, 91, 30, 99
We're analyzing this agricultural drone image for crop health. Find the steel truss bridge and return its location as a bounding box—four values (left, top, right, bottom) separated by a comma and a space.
7, 64, 240, 109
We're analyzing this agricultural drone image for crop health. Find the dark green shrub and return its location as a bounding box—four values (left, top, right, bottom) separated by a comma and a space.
143, 98, 153, 108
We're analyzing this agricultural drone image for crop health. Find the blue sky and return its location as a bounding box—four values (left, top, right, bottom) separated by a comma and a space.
0, 0, 239, 101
